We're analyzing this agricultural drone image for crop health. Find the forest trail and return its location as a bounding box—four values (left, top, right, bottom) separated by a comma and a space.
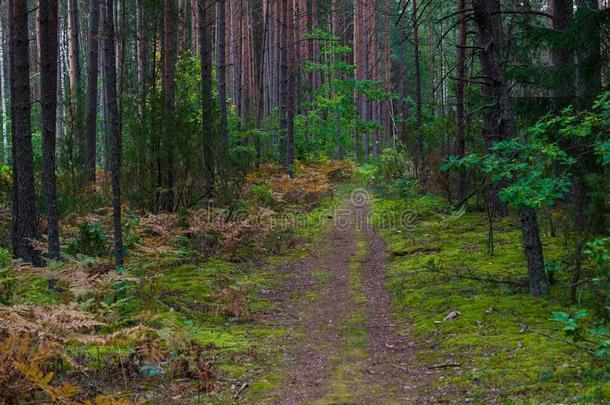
254, 189, 434, 404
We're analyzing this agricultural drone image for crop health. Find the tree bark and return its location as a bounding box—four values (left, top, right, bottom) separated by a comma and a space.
279, 0, 288, 169
102, 0, 124, 267
162, 0, 177, 211
9, 0, 40, 264
39, 0, 60, 261
519, 207, 549, 297
199, 0, 215, 189
550, 0, 574, 107
397, 0, 408, 145
473, 0, 548, 297
136, 0, 148, 117
217, 0, 229, 174
413, 0, 423, 172
67, 0, 83, 171
85, 0, 100, 184
456, 0, 467, 201
285, 0, 295, 175
575, 0, 601, 108
0, 14, 7, 164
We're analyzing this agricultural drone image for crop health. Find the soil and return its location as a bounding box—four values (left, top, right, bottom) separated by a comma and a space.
250, 191, 440, 404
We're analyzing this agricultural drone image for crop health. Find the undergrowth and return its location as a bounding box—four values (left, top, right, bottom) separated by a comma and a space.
0, 160, 355, 403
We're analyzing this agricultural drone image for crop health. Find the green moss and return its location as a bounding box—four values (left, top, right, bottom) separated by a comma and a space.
372, 194, 609, 403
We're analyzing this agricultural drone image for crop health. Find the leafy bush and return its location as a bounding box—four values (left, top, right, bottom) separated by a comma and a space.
66, 222, 108, 257
585, 237, 610, 321
0, 247, 14, 305
250, 184, 274, 206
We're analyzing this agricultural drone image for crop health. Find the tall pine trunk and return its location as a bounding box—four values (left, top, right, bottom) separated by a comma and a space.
217, 0, 229, 174
199, 0, 215, 189
412, 0, 423, 174
9, 0, 39, 264
285, 0, 295, 175
161, 0, 177, 211
86, 0, 100, 184
39, 0, 60, 260
67, 0, 83, 173
0, 15, 7, 164
456, 0, 467, 201
102, 0, 124, 267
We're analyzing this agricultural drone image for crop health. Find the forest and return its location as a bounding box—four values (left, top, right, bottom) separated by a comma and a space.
0, 0, 608, 403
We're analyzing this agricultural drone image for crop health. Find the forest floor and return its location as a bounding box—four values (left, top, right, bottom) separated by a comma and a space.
247, 190, 439, 404
1, 163, 607, 404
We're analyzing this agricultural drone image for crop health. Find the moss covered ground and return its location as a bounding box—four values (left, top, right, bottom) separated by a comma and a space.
371, 192, 609, 403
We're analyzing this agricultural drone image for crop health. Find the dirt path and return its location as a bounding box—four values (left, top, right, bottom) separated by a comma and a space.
253, 190, 434, 404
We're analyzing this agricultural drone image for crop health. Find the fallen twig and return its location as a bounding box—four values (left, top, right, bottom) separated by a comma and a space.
234, 382, 249, 399
427, 362, 461, 369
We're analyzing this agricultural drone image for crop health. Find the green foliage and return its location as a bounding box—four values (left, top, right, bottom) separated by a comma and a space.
585, 237, 610, 321
0, 247, 14, 304
446, 92, 610, 209
0, 164, 10, 205
66, 222, 108, 257
551, 309, 610, 360
298, 29, 393, 160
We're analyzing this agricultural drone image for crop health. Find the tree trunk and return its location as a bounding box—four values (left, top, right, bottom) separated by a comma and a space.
162, 0, 177, 211
102, 0, 124, 267
473, 0, 548, 296
217, 0, 229, 173
519, 207, 549, 297
285, 0, 295, 175
550, 0, 574, 108
396, 0, 408, 146
575, 0, 601, 108
85, 0, 99, 184
67, 0, 83, 171
361, 0, 369, 159
39, 0, 60, 261
413, 0, 423, 173
136, 0, 148, 117
9, 0, 40, 264
456, 0, 467, 201
199, 0, 215, 189
0, 15, 7, 164
279, 0, 288, 169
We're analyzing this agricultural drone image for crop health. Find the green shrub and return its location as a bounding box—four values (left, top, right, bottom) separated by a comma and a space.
0, 247, 14, 304
66, 222, 108, 257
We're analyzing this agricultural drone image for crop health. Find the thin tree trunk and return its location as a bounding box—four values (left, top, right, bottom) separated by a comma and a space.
199, 0, 215, 189
361, 0, 369, 159
162, 0, 177, 211
397, 0, 407, 145
217, 0, 228, 172
39, 0, 60, 260
550, 0, 574, 108
279, 0, 288, 168
67, 0, 83, 171
456, 0, 467, 201
575, 0, 601, 108
102, 0, 124, 267
0, 14, 7, 164
136, 0, 148, 117
85, 0, 99, 184
285, 0, 295, 175
413, 0, 423, 173
9, 0, 39, 264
